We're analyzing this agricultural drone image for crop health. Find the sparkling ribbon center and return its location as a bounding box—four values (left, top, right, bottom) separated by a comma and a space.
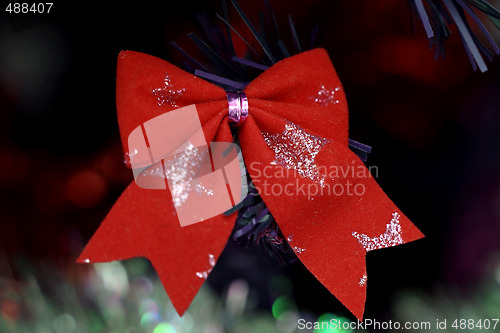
227, 91, 248, 125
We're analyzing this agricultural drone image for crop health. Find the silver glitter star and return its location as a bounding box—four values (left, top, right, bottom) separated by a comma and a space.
162, 143, 212, 208
262, 122, 330, 187
152, 73, 185, 108
352, 212, 403, 252
140, 142, 213, 208
310, 85, 341, 106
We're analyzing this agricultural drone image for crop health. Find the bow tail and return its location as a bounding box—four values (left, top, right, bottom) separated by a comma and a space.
273, 146, 424, 319
77, 182, 235, 315
239, 118, 424, 319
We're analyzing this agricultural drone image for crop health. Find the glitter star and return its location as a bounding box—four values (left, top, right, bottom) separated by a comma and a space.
262, 122, 330, 187
152, 73, 185, 108
310, 85, 341, 106
352, 212, 403, 252
162, 143, 207, 208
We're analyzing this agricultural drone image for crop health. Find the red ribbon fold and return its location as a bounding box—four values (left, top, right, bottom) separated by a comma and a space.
77, 48, 424, 319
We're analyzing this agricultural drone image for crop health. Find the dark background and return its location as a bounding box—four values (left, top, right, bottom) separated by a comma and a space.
1, 0, 500, 329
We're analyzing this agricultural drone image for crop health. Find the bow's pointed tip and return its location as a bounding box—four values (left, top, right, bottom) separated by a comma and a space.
401, 214, 426, 244
339, 290, 366, 321
171, 302, 189, 318
415, 230, 426, 241
75, 244, 107, 264
352, 305, 366, 322
75, 254, 89, 264
76, 243, 94, 264
154, 268, 202, 319
76, 247, 110, 264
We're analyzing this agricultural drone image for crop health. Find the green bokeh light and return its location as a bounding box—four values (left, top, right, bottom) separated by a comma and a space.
271, 295, 297, 320
153, 322, 176, 333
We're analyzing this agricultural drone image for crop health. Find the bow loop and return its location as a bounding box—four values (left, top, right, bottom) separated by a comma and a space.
245, 48, 349, 145
116, 51, 228, 154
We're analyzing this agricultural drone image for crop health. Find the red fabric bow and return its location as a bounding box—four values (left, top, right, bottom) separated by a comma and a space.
77, 48, 424, 319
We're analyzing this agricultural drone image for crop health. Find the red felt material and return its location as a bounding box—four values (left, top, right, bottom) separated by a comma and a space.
78, 49, 424, 319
